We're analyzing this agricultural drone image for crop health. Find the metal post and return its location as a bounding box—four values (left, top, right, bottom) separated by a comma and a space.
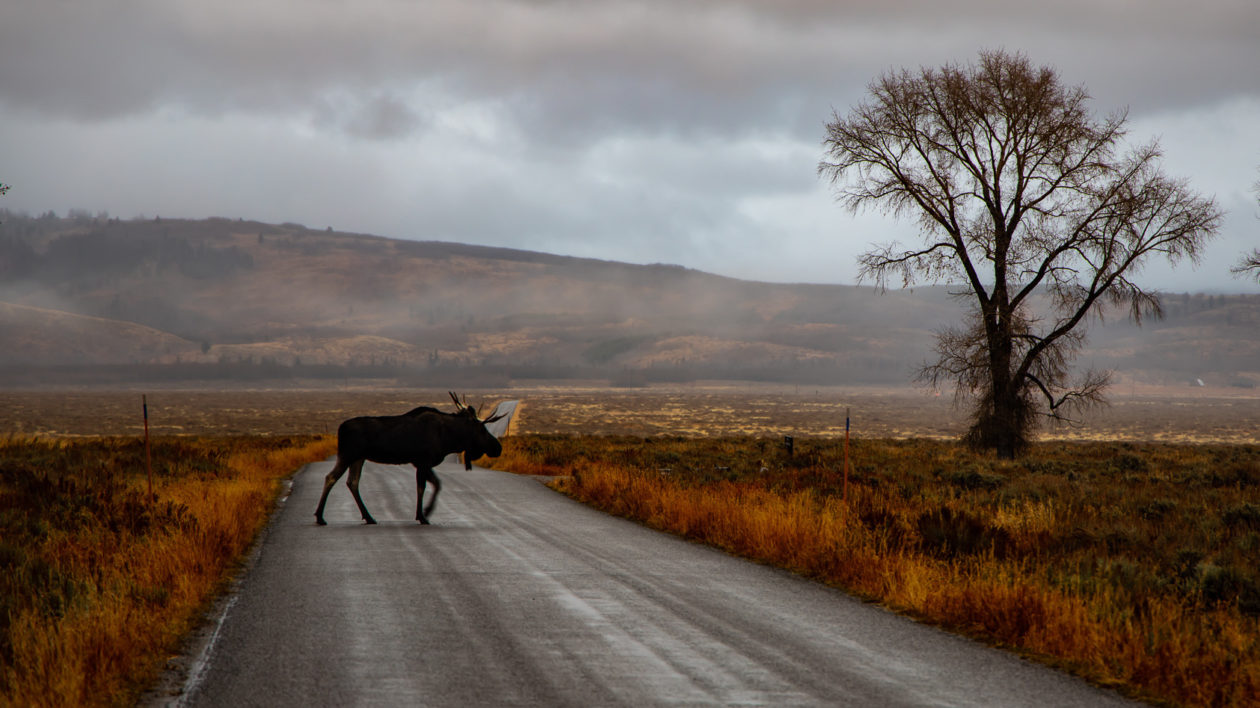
843, 407, 850, 504
143, 395, 154, 505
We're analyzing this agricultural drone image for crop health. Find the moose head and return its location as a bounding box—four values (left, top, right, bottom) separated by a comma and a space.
448, 391, 507, 469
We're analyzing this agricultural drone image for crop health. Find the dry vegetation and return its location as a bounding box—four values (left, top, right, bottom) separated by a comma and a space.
490, 436, 1260, 706
2, 381, 1258, 442
1, 383, 1257, 706
0, 435, 335, 707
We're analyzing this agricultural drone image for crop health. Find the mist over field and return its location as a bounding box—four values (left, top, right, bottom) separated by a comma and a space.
1, 213, 1257, 390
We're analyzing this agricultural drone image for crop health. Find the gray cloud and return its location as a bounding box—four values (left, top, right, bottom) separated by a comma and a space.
1, 0, 1257, 291
313, 92, 428, 141
5, 1, 1255, 129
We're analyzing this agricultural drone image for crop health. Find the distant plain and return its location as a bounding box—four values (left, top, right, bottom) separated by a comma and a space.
2, 381, 1256, 444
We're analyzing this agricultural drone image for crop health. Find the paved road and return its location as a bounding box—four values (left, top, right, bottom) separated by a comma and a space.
169, 452, 1136, 707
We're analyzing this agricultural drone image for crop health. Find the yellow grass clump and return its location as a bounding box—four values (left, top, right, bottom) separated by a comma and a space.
493, 435, 1260, 707
0, 435, 335, 708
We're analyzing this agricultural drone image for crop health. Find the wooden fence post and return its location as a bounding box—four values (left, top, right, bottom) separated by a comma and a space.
843, 407, 851, 504
143, 395, 154, 505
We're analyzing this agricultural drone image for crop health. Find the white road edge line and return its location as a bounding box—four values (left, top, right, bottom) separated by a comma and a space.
174, 594, 239, 708
143, 474, 304, 707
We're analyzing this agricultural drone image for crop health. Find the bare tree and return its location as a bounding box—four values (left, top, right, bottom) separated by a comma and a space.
819, 50, 1222, 458
1232, 173, 1260, 281
1238, 254, 1260, 280
1238, 253, 1260, 280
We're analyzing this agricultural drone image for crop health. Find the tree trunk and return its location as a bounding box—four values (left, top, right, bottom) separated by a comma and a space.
970, 300, 1025, 459
966, 381, 1023, 460
990, 386, 1020, 460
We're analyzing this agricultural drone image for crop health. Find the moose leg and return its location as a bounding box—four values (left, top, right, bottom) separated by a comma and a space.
346, 460, 376, 525
314, 457, 350, 525
415, 466, 441, 524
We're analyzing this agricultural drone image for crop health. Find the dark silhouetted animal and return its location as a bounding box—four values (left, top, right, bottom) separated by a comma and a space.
314, 393, 506, 525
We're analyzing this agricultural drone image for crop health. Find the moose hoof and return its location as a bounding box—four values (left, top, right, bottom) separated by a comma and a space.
315, 516, 327, 526
363, 518, 377, 525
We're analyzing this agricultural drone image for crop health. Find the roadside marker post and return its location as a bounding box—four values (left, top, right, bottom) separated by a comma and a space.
143, 395, 154, 505
843, 407, 851, 504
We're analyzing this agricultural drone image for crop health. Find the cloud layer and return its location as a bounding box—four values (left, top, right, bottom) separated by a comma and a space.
2, 0, 1257, 289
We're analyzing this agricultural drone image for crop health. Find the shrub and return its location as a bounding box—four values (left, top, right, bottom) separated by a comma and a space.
1223, 503, 1260, 533
916, 507, 1011, 559
1200, 564, 1260, 615
1138, 498, 1178, 521
945, 469, 1006, 491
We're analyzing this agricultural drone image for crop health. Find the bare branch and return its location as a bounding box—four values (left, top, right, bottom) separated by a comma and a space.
1234, 249, 1260, 281
1233, 174, 1260, 280
821, 50, 1222, 457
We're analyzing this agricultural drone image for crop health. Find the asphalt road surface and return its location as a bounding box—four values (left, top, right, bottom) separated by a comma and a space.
172, 457, 1136, 707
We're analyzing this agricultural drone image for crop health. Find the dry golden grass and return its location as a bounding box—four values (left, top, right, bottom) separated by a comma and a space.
2, 384, 1257, 706
0, 435, 335, 708
489, 435, 1260, 707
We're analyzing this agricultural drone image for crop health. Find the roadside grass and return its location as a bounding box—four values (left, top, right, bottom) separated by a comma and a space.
0, 435, 335, 708
487, 435, 1260, 707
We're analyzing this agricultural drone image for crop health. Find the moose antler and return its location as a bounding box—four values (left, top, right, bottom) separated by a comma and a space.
451, 392, 506, 424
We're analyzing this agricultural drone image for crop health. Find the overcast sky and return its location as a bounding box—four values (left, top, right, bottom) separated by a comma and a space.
2, 0, 1258, 292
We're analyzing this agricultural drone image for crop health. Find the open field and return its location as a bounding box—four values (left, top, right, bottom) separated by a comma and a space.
1, 381, 1257, 443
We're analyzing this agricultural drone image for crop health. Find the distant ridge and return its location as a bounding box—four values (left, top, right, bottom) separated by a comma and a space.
0, 212, 1256, 389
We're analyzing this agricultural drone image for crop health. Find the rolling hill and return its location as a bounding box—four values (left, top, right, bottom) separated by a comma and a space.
1, 212, 1256, 389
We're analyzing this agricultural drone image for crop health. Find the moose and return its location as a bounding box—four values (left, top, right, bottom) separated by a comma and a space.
314, 392, 507, 526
